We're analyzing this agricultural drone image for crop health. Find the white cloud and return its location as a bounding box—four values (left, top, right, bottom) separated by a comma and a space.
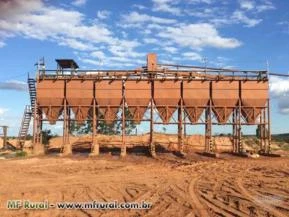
132, 4, 147, 10
152, 0, 181, 15
97, 10, 110, 20
239, 0, 255, 10
270, 76, 289, 97
90, 51, 106, 59
0, 5, 113, 44
0, 108, 8, 116
0, 1, 148, 69
122, 11, 176, 25
182, 52, 203, 61
0, 0, 42, 19
270, 76, 289, 114
143, 38, 159, 44
80, 56, 144, 68
188, 0, 213, 4
147, 23, 164, 30
0, 0, 247, 69
0, 41, 5, 47
158, 23, 241, 49
80, 58, 101, 66
0, 80, 27, 91
0, 1, 146, 61
163, 46, 178, 53
278, 98, 289, 114
239, 0, 275, 12
280, 108, 289, 114
58, 37, 95, 51
256, 0, 275, 12
72, 0, 87, 7
109, 40, 142, 58
186, 1, 273, 28
232, 10, 262, 27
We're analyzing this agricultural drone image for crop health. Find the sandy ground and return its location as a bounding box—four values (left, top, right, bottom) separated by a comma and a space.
47, 133, 235, 153
0, 151, 289, 217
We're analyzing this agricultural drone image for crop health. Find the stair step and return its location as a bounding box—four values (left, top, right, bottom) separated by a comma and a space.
18, 79, 35, 141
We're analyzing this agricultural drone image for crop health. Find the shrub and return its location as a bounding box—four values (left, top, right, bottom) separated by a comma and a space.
15, 151, 27, 157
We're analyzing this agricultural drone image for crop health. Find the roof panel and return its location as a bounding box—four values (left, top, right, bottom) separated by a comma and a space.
55, 59, 79, 69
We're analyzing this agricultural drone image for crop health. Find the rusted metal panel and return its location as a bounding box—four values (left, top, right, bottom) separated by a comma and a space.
147, 53, 157, 71
183, 81, 209, 123
98, 107, 119, 124
125, 81, 150, 124
154, 80, 180, 124
212, 81, 239, 123
37, 80, 64, 124
241, 81, 268, 123
95, 80, 122, 123
66, 80, 93, 124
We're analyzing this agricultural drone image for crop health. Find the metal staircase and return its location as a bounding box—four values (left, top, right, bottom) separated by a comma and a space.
28, 78, 36, 114
17, 78, 36, 148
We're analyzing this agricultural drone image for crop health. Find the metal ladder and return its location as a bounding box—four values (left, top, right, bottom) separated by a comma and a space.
17, 78, 36, 148
28, 78, 36, 114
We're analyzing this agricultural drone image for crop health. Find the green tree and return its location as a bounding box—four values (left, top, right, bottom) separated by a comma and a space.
41, 129, 55, 145
70, 108, 136, 135
256, 125, 268, 139
26, 134, 33, 140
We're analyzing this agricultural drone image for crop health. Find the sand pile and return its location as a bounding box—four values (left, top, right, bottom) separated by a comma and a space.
0, 138, 3, 149
6, 139, 32, 149
48, 133, 233, 152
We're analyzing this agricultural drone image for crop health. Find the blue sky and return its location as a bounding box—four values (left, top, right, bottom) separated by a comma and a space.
0, 0, 289, 136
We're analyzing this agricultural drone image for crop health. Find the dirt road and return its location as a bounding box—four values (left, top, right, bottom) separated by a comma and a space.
0, 152, 288, 217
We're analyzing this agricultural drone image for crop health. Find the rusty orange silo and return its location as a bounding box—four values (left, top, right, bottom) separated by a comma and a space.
95, 80, 122, 124
37, 80, 64, 124
125, 80, 151, 124
212, 81, 239, 123
154, 80, 180, 123
183, 81, 209, 123
66, 80, 94, 124
241, 80, 268, 123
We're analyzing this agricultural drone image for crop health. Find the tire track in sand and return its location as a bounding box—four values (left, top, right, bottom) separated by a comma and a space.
236, 172, 287, 217
188, 176, 210, 217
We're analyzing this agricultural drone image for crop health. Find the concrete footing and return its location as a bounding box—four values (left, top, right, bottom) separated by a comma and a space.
61, 143, 72, 156
231, 152, 250, 157
33, 143, 45, 155
202, 152, 219, 158
89, 142, 99, 157
150, 143, 156, 158
258, 152, 281, 157
120, 152, 126, 158
120, 147, 126, 157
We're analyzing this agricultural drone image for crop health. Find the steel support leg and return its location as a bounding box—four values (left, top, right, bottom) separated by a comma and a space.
62, 99, 71, 155
178, 81, 184, 155
150, 81, 156, 157
33, 104, 44, 155
90, 99, 99, 156
237, 101, 242, 153
266, 99, 272, 154
205, 105, 212, 153
232, 109, 237, 153
121, 81, 126, 157
2, 126, 7, 150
